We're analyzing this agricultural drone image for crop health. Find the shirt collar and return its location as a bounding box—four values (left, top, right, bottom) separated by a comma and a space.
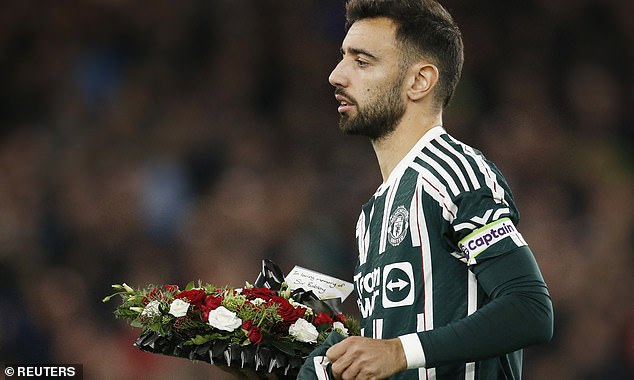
375, 125, 445, 196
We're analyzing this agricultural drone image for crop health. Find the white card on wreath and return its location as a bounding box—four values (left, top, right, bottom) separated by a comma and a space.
286, 266, 354, 302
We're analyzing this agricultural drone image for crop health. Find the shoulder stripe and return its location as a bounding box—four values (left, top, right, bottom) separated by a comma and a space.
427, 142, 471, 192
436, 136, 481, 190
410, 162, 457, 222
415, 152, 462, 196
447, 135, 506, 204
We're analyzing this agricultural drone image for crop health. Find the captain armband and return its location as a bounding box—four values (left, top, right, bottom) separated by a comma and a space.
458, 218, 527, 265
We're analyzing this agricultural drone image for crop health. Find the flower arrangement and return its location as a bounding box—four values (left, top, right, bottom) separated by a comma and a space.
104, 278, 359, 378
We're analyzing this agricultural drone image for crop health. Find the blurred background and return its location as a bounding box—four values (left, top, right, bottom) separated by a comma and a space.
0, 0, 632, 379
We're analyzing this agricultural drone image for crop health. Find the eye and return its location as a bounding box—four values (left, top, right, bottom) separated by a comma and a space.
356, 58, 369, 68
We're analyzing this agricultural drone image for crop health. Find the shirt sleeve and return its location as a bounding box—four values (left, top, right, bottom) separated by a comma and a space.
414, 245, 554, 368
398, 333, 427, 369
443, 166, 527, 265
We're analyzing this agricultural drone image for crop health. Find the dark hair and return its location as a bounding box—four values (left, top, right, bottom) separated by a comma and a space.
345, 0, 464, 109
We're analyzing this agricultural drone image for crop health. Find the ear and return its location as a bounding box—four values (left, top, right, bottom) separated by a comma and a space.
406, 63, 439, 102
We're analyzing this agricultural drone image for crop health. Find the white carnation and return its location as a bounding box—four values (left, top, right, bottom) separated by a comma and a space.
289, 318, 319, 343
141, 300, 162, 318
250, 298, 265, 306
333, 321, 349, 337
168, 299, 190, 317
208, 306, 242, 332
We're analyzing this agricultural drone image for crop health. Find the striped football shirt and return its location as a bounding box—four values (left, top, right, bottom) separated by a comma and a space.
353, 126, 527, 380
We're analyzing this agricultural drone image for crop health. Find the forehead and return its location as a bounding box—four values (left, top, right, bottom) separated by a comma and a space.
342, 17, 399, 57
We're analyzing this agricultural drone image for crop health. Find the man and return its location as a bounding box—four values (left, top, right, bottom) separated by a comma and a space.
299, 0, 553, 379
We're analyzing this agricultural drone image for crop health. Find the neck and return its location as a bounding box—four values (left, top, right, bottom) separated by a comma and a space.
371, 110, 442, 182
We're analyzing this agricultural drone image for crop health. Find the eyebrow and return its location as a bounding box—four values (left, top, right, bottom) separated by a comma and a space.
340, 47, 379, 61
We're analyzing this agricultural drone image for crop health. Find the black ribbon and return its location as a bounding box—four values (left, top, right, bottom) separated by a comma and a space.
253, 259, 286, 290
134, 331, 303, 379
253, 259, 343, 315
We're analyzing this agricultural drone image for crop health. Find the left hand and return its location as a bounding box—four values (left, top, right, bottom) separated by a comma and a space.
326, 336, 407, 379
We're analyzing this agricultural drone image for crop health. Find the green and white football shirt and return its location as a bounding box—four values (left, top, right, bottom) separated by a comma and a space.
353, 126, 527, 380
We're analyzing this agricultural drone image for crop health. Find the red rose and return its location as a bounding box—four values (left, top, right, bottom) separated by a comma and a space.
270, 296, 305, 323
314, 312, 334, 326
142, 287, 160, 305
165, 284, 179, 293
247, 326, 263, 344
175, 289, 207, 310
242, 318, 263, 344
242, 319, 254, 331
334, 314, 347, 324
204, 295, 223, 310
241, 287, 277, 301
200, 295, 224, 321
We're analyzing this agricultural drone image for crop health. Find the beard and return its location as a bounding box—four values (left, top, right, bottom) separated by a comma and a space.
336, 75, 406, 141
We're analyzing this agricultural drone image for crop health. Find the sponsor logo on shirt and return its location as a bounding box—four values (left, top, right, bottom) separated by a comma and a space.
353, 261, 415, 318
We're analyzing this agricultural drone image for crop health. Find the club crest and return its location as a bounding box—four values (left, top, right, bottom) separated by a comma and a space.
388, 205, 409, 246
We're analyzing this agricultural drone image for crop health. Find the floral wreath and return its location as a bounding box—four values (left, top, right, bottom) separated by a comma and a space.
104, 260, 359, 378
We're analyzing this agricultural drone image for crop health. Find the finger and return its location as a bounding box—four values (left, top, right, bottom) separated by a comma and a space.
330, 351, 356, 379
340, 361, 361, 380
326, 338, 350, 361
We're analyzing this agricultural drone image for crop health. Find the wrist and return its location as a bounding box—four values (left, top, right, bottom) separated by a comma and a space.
390, 337, 408, 372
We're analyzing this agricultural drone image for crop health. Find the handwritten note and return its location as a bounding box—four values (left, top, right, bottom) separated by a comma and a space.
285, 266, 354, 302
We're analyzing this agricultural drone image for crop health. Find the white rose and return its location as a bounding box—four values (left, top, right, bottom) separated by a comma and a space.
333, 321, 349, 337
168, 299, 190, 317
289, 318, 319, 343
208, 306, 242, 332
141, 300, 162, 318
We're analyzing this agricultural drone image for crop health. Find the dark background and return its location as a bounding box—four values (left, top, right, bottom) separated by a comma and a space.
0, 1, 632, 379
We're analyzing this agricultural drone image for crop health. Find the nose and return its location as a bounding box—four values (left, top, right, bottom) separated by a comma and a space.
328, 60, 347, 88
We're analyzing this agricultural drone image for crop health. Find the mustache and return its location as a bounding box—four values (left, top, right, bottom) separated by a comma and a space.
334, 87, 357, 105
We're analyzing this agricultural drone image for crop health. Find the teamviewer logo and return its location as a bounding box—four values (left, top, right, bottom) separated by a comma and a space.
382, 262, 415, 308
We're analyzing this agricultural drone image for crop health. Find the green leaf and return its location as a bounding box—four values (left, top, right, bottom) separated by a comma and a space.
185, 281, 195, 291
188, 333, 229, 345
269, 339, 300, 356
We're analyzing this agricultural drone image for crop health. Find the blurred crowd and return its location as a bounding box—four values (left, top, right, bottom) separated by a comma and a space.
0, 1, 632, 379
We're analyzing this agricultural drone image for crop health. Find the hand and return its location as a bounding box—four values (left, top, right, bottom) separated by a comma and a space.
326, 336, 407, 379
